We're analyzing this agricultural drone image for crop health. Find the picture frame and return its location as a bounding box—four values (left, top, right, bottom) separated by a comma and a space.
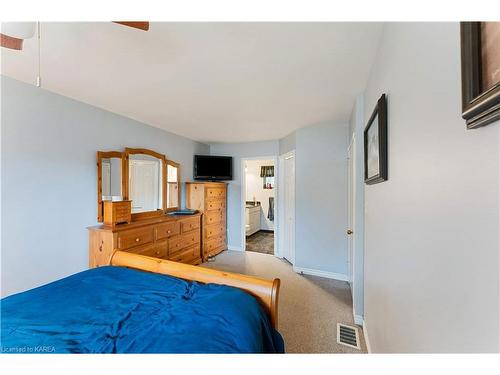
460, 22, 500, 129
364, 93, 388, 185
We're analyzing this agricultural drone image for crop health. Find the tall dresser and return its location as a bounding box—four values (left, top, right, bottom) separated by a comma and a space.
186, 182, 227, 261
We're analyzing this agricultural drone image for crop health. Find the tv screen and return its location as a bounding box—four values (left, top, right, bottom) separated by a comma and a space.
194, 155, 233, 181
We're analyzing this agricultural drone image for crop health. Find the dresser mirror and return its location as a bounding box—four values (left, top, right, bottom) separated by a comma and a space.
124, 148, 167, 220
97, 148, 182, 222
166, 161, 180, 211
97, 151, 125, 222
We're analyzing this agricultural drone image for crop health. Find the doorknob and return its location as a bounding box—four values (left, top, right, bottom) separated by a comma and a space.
347, 229, 353, 235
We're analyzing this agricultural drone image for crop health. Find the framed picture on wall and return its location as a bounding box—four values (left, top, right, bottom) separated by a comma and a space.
460, 22, 500, 129
364, 93, 388, 185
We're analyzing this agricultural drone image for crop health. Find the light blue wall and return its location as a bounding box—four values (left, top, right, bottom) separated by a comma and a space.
279, 132, 296, 155
209, 141, 279, 250
1, 76, 209, 297
363, 23, 499, 352
294, 122, 349, 276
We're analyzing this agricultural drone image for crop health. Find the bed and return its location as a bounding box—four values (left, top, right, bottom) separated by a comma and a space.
0, 251, 284, 353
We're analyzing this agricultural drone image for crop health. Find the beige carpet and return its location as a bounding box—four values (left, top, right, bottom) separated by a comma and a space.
202, 250, 367, 353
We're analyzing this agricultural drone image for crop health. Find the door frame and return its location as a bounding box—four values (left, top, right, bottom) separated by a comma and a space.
240, 155, 279, 256
347, 134, 356, 294
277, 150, 295, 264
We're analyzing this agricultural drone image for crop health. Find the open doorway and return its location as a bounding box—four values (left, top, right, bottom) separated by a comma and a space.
243, 158, 276, 255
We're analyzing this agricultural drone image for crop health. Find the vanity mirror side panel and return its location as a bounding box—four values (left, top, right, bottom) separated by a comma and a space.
97, 151, 125, 222
166, 160, 181, 212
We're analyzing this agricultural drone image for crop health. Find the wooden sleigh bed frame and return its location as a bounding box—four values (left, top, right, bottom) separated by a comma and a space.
110, 250, 281, 328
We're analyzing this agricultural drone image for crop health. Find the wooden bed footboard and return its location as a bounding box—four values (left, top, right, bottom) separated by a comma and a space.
110, 250, 280, 328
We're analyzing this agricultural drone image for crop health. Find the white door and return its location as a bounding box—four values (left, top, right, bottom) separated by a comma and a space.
129, 160, 160, 213
347, 137, 355, 286
282, 152, 295, 264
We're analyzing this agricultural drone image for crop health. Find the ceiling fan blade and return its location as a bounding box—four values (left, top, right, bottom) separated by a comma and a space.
113, 22, 149, 31
1, 33, 23, 50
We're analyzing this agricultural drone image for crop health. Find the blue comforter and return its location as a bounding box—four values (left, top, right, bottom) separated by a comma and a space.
0, 266, 284, 353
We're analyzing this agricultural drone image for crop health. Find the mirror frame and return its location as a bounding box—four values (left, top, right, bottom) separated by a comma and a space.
96, 151, 126, 222
123, 148, 168, 221
165, 160, 181, 212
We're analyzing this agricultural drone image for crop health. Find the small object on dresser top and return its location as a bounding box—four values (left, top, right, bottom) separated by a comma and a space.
167, 209, 198, 216
103, 200, 132, 226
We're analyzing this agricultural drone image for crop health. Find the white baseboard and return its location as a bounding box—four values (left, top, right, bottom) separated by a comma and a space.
293, 266, 349, 281
354, 314, 364, 326
227, 245, 243, 251
363, 320, 372, 353
353, 307, 364, 325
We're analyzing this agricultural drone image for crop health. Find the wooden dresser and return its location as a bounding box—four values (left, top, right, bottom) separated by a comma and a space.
186, 182, 227, 261
88, 213, 202, 268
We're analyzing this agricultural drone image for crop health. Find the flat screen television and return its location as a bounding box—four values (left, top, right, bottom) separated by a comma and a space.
194, 155, 233, 181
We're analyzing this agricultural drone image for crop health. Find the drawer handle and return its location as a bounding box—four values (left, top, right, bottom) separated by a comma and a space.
167, 230, 171, 234
99, 240, 103, 252
135, 238, 140, 242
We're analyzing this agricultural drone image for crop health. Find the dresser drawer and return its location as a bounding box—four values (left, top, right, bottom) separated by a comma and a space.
180, 217, 200, 233
155, 221, 180, 240
204, 210, 225, 225
204, 236, 226, 253
123, 241, 166, 259
169, 244, 200, 263
117, 227, 154, 249
206, 187, 226, 199
168, 231, 200, 255
205, 223, 226, 239
153, 239, 169, 259
206, 199, 226, 211
114, 204, 131, 219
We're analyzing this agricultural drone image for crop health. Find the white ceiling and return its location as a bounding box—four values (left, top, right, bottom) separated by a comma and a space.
1, 22, 383, 143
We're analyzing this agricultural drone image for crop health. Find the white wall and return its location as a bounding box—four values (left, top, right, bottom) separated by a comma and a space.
348, 94, 365, 321
363, 23, 500, 352
1, 76, 209, 297
209, 141, 279, 250
245, 159, 275, 231
294, 122, 349, 277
